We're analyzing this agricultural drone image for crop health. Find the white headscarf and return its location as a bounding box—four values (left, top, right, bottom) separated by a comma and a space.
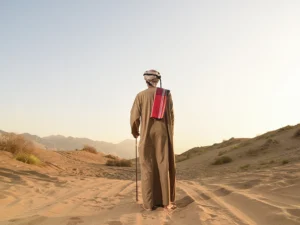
143, 69, 161, 87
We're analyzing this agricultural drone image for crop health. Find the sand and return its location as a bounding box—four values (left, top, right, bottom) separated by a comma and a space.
1, 124, 300, 224
1, 152, 300, 225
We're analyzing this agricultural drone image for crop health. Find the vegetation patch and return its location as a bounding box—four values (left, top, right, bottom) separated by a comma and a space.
249, 139, 280, 156
217, 138, 237, 149
240, 164, 250, 170
277, 125, 293, 133
247, 148, 259, 156
15, 153, 41, 165
212, 156, 232, 165
106, 158, 132, 167
81, 145, 98, 154
218, 150, 227, 156
293, 129, 300, 138
105, 154, 118, 160
0, 133, 42, 165
282, 160, 289, 165
176, 155, 188, 163
0, 133, 35, 155
260, 139, 279, 150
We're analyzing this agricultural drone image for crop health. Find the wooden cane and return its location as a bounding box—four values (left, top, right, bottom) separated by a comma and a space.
135, 138, 138, 202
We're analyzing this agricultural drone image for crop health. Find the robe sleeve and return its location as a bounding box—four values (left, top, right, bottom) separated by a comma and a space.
130, 94, 141, 138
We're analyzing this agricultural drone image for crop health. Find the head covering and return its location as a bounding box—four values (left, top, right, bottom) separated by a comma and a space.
143, 69, 162, 87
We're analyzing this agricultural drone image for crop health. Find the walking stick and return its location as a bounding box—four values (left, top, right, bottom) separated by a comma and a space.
135, 138, 138, 202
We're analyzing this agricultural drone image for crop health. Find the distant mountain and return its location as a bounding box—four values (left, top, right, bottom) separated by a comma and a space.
1, 130, 135, 159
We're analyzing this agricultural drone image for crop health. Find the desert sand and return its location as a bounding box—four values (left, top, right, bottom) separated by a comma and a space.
1, 124, 300, 225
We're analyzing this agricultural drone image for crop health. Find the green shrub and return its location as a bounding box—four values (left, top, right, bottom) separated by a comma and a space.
212, 156, 233, 165
15, 153, 41, 165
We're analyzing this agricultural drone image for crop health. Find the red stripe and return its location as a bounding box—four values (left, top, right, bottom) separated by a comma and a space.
151, 88, 169, 119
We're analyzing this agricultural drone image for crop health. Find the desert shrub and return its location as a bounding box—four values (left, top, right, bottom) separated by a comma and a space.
176, 156, 188, 163
247, 138, 278, 156
212, 156, 232, 165
261, 139, 279, 149
293, 129, 300, 138
218, 150, 227, 156
15, 153, 41, 165
217, 138, 236, 149
0, 133, 42, 165
106, 158, 132, 167
282, 160, 289, 165
0, 133, 35, 155
105, 154, 118, 160
247, 148, 259, 156
277, 125, 293, 133
240, 164, 250, 170
81, 145, 97, 154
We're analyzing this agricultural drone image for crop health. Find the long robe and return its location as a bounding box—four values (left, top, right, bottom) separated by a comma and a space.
130, 87, 176, 209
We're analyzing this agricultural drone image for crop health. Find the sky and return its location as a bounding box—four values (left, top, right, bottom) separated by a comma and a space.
0, 0, 300, 154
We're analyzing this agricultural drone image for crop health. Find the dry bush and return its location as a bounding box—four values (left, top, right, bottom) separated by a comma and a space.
81, 145, 98, 154
0, 133, 35, 155
260, 138, 279, 150
217, 138, 235, 149
106, 158, 132, 167
277, 125, 293, 133
247, 148, 259, 156
240, 164, 250, 170
293, 129, 300, 138
212, 156, 232, 165
175, 155, 188, 162
0, 133, 41, 165
105, 154, 118, 160
260, 160, 275, 165
249, 138, 280, 156
218, 150, 227, 156
282, 160, 289, 165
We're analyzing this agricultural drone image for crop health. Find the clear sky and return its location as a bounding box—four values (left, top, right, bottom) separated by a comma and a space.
1, 1, 300, 154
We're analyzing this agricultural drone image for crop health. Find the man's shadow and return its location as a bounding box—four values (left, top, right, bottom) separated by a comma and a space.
175, 196, 194, 208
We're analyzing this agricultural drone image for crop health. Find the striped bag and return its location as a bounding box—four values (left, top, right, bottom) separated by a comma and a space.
150, 88, 170, 119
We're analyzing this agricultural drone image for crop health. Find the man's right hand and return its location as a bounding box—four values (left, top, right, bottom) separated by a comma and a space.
132, 132, 140, 139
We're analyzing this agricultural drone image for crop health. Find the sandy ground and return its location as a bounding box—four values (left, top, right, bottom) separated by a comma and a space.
1, 124, 300, 224
1, 152, 300, 225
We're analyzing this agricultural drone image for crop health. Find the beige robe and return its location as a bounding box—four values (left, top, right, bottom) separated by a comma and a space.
130, 87, 176, 209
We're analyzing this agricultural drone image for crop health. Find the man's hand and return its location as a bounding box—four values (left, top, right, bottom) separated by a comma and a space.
132, 132, 140, 139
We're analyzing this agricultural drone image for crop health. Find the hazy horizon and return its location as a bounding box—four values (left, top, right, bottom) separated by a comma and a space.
1, 1, 300, 154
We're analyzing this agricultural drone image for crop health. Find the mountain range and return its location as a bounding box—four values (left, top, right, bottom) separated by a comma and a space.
0, 130, 135, 159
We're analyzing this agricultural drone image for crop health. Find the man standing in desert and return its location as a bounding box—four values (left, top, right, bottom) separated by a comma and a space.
130, 69, 176, 211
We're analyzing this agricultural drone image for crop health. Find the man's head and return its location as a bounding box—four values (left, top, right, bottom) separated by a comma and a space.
143, 69, 161, 87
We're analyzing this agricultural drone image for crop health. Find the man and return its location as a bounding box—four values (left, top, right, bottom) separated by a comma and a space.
130, 69, 176, 211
